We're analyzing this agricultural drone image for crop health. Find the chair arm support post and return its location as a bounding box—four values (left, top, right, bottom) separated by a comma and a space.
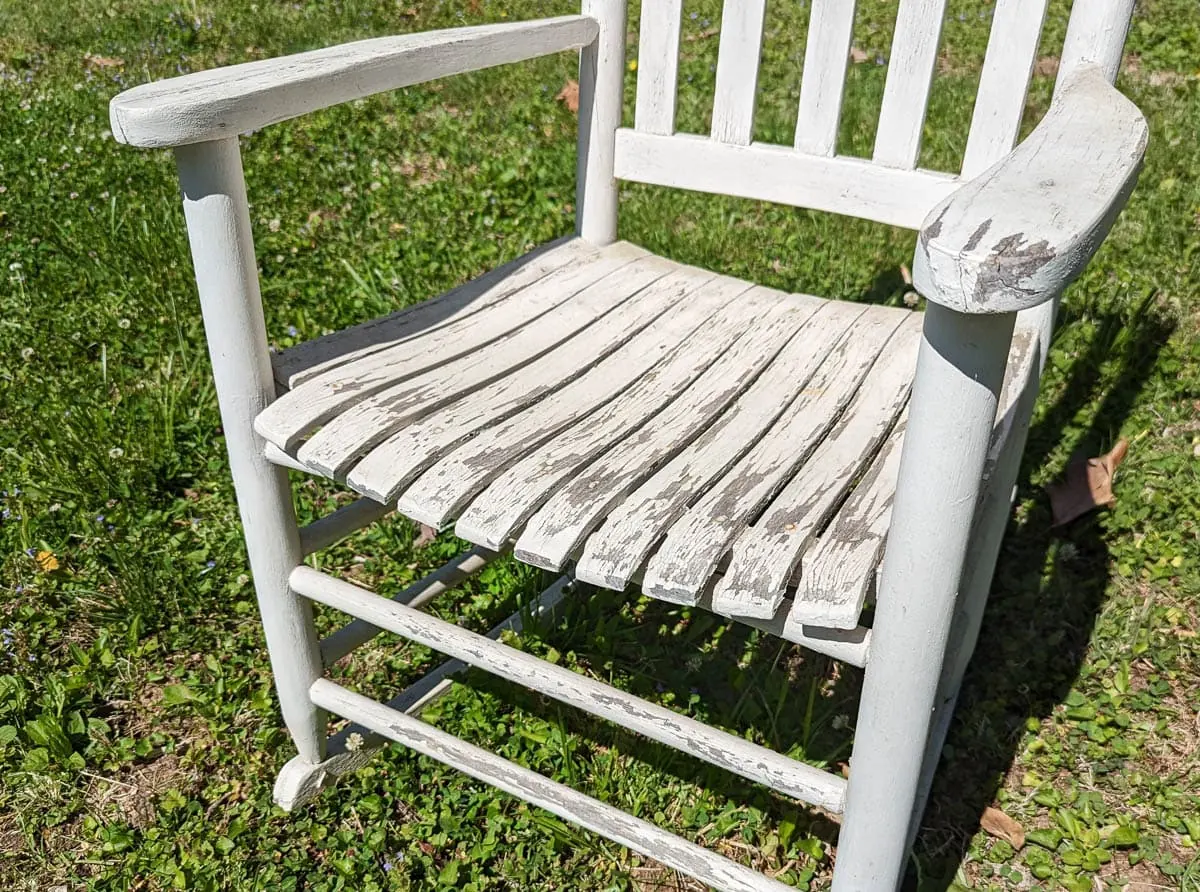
833, 304, 1015, 892
575, 0, 626, 245
174, 138, 326, 763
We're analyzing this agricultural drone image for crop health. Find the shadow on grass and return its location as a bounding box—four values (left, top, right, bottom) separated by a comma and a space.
912, 289, 1175, 891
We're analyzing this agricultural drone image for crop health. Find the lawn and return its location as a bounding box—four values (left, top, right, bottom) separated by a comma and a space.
1, 0, 1198, 889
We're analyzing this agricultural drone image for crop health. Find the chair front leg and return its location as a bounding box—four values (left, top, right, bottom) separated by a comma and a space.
832, 303, 1015, 892
175, 138, 326, 765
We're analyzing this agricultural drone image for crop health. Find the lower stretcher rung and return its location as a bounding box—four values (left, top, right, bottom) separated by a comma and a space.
291, 566, 846, 813
310, 678, 795, 892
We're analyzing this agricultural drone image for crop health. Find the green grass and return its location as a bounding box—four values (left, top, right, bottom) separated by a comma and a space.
1, 1, 1198, 889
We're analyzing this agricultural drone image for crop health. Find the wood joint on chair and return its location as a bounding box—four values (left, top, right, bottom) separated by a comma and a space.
316, 546, 506, 665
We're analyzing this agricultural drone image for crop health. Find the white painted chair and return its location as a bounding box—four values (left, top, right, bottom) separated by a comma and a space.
110, 2, 1147, 888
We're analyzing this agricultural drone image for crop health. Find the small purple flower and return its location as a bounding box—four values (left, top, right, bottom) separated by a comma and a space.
1, 509, 10, 520
95, 514, 105, 523
287, 325, 299, 337
206, 560, 216, 568
24, 547, 34, 557
382, 860, 394, 873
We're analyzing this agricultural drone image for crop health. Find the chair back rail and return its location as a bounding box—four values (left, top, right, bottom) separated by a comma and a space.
582, 0, 1136, 233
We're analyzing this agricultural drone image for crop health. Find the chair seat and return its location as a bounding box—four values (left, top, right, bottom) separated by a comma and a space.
259, 238, 922, 631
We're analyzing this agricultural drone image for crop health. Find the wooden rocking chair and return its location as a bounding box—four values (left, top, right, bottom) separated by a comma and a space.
111, 1, 1147, 888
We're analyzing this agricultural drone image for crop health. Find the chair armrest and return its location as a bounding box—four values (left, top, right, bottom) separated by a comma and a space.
913, 66, 1148, 315
110, 15, 598, 148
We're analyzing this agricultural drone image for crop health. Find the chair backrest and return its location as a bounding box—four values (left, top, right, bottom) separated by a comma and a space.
604, 0, 1135, 231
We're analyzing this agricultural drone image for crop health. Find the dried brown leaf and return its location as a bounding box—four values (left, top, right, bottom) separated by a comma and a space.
555, 79, 580, 114
849, 46, 870, 64
900, 263, 912, 285
1047, 438, 1129, 527
1034, 56, 1060, 78
683, 26, 720, 42
414, 524, 438, 548
980, 806, 1025, 849
84, 53, 124, 69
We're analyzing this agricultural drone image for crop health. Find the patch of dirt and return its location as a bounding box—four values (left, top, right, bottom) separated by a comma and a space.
629, 861, 707, 890
83, 752, 189, 830
391, 153, 448, 186
1098, 852, 1172, 890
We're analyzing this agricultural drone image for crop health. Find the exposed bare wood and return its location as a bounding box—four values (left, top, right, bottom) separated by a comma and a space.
915, 68, 1148, 314
642, 307, 909, 605
292, 566, 847, 811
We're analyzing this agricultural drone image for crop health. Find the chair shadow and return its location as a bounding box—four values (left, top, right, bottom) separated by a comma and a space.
909, 288, 1173, 890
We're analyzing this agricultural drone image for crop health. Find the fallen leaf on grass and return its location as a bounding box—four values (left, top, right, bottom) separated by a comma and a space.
84, 53, 124, 69
414, 524, 438, 548
683, 27, 720, 42
849, 46, 869, 64
1034, 56, 1059, 78
1047, 438, 1129, 527
981, 806, 1025, 849
556, 80, 579, 114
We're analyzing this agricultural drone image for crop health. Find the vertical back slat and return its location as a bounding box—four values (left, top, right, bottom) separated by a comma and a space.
634, 0, 683, 134
794, 0, 857, 156
710, 0, 768, 144
872, 0, 948, 169
960, 0, 1049, 178
1058, 0, 1136, 86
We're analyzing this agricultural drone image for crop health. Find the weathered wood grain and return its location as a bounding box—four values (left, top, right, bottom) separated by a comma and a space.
710, 0, 767, 145
794, 0, 857, 156
256, 243, 648, 452
111, 16, 599, 148
633, 0, 683, 135
452, 280, 777, 550
299, 256, 676, 481
574, 300, 868, 592
614, 130, 959, 230
914, 67, 1148, 314
642, 306, 909, 605
713, 318, 921, 619
788, 415, 907, 631
273, 237, 592, 388
511, 290, 823, 569
872, 0, 949, 169
311, 680, 799, 892
395, 277, 786, 529
351, 266, 733, 504
293, 566, 847, 811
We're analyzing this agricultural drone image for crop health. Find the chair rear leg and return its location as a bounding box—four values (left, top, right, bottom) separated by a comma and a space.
174, 138, 326, 768
831, 305, 1015, 892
